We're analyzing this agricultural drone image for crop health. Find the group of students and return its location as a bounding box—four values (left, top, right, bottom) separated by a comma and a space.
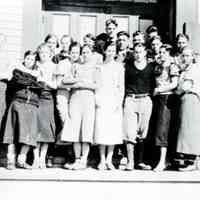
0, 18, 200, 172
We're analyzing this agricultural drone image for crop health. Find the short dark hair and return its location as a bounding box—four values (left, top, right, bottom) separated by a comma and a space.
105, 18, 118, 27
84, 33, 95, 41
176, 33, 190, 42
24, 50, 36, 59
132, 31, 145, 38
44, 33, 59, 48
133, 43, 146, 51
69, 41, 81, 52
117, 31, 130, 38
146, 25, 158, 34
160, 44, 173, 54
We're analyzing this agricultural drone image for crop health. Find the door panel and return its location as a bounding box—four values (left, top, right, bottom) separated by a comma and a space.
42, 11, 139, 42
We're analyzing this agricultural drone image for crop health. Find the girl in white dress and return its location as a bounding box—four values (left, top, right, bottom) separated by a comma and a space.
94, 42, 124, 170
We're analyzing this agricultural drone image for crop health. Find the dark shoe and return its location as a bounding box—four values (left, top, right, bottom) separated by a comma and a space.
136, 163, 152, 170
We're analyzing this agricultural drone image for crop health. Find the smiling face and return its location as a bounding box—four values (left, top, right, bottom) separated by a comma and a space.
70, 45, 81, 63
105, 44, 116, 60
38, 45, 51, 63
82, 45, 93, 63
46, 36, 58, 52
24, 54, 36, 69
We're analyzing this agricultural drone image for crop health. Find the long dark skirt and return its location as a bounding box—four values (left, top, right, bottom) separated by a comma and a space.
152, 94, 172, 147
37, 99, 55, 143
3, 101, 39, 147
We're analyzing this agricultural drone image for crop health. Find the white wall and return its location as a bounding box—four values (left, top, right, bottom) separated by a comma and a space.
176, 0, 200, 52
22, 0, 43, 54
0, 1, 23, 61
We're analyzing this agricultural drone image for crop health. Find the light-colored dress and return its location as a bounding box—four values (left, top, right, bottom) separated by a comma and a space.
177, 63, 200, 155
94, 60, 124, 145
62, 62, 98, 143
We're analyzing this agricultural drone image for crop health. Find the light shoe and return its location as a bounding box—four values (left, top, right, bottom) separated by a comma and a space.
136, 163, 152, 170
179, 164, 197, 172
97, 162, 107, 170
124, 162, 135, 171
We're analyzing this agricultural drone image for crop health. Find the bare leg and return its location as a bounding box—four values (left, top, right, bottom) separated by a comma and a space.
32, 143, 40, 169
98, 145, 106, 170
39, 143, 49, 168
7, 144, 16, 169
17, 144, 30, 166
73, 142, 81, 160
126, 143, 134, 170
106, 145, 115, 170
154, 147, 167, 172
81, 142, 90, 166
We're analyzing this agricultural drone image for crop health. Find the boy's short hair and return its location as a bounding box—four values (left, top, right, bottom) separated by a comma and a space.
146, 25, 158, 34
105, 18, 118, 27
117, 31, 130, 38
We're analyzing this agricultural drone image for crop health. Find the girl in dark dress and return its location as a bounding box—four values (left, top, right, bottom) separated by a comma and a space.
3, 50, 41, 169
152, 44, 179, 171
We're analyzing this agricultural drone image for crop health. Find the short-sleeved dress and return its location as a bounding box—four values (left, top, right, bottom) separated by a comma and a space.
151, 62, 179, 147
37, 61, 57, 143
177, 63, 200, 155
94, 60, 124, 145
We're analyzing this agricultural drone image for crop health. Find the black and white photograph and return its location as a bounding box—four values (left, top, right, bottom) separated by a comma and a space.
0, 0, 200, 199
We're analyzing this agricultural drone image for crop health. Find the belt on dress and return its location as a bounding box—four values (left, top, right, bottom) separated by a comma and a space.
126, 93, 149, 99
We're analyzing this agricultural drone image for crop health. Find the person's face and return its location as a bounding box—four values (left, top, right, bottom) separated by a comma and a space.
134, 46, 146, 62
70, 46, 80, 63
39, 46, 51, 62
46, 36, 57, 51
177, 37, 188, 51
117, 35, 129, 51
133, 34, 145, 45
105, 45, 116, 60
82, 46, 92, 63
151, 39, 162, 54
24, 54, 36, 69
106, 23, 117, 38
159, 48, 170, 62
83, 37, 94, 48
148, 31, 158, 40
181, 49, 193, 66
61, 37, 71, 52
